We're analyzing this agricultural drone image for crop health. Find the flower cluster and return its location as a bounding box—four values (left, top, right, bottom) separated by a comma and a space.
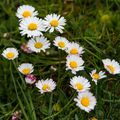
1, 5, 120, 114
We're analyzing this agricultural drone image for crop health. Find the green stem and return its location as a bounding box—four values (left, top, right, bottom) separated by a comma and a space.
10, 62, 29, 120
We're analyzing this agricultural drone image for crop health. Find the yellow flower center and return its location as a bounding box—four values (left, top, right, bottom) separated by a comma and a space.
6, 52, 15, 59
34, 42, 43, 49
28, 23, 37, 30
22, 10, 31, 18
42, 84, 50, 91
75, 83, 83, 90
70, 48, 78, 54
58, 42, 65, 48
22, 68, 30, 75
101, 14, 110, 23
70, 61, 78, 68
81, 97, 90, 107
50, 19, 59, 27
92, 73, 100, 80
107, 65, 115, 73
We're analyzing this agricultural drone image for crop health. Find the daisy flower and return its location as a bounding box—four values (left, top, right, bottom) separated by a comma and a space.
2, 48, 19, 60
16, 5, 38, 19
35, 79, 56, 94
18, 63, 34, 75
43, 13, 66, 33
66, 55, 84, 74
66, 42, 84, 56
53, 36, 69, 50
19, 17, 45, 37
102, 59, 120, 74
70, 76, 91, 92
25, 74, 36, 84
90, 69, 106, 85
74, 91, 97, 113
27, 36, 50, 53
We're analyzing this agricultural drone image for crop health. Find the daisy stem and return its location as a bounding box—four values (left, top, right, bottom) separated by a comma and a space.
48, 93, 53, 116
12, 61, 37, 120
10, 62, 29, 120
95, 84, 98, 118
12, 60, 26, 88
43, 93, 76, 120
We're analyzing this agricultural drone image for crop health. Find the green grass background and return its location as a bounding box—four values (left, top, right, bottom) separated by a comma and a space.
0, 0, 120, 119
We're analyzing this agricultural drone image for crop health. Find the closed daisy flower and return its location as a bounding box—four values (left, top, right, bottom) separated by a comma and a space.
25, 74, 36, 84
53, 36, 69, 50
18, 63, 34, 75
66, 55, 84, 74
27, 36, 50, 53
90, 69, 106, 85
74, 91, 97, 113
35, 79, 56, 94
16, 5, 38, 19
102, 59, 120, 74
19, 17, 45, 37
43, 13, 66, 33
2, 48, 19, 60
70, 76, 91, 92
66, 42, 84, 56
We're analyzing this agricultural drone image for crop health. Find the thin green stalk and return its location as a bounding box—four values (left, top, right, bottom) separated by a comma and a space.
48, 93, 53, 116
10, 62, 29, 120
43, 93, 76, 120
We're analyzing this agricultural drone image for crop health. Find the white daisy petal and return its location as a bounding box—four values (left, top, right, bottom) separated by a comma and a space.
90, 69, 106, 85
53, 36, 69, 50
16, 5, 38, 19
43, 13, 66, 33
19, 17, 45, 38
27, 36, 50, 53
74, 91, 97, 113
18, 63, 34, 75
2, 48, 19, 60
102, 58, 120, 74
35, 79, 56, 94
70, 76, 91, 92
66, 42, 84, 56
66, 55, 84, 74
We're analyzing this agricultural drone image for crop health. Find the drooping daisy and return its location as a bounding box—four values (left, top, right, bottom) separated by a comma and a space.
25, 74, 36, 84
66, 42, 84, 56
70, 76, 91, 92
19, 17, 45, 37
102, 59, 120, 74
90, 69, 106, 85
2, 48, 19, 60
43, 13, 66, 33
27, 36, 50, 53
53, 36, 69, 50
18, 63, 34, 75
74, 91, 96, 113
66, 55, 84, 74
16, 5, 38, 19
35, 79, 56, 94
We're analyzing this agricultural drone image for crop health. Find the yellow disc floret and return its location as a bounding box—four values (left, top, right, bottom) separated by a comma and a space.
50, 19, 59, 27
28, 23, 37, 30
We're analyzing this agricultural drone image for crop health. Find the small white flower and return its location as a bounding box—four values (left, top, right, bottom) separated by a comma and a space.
66, 42, 84, 56
53, 36, 69, 50
102, 59, 120, 74
70, 76, 91, 92
43, 13, 66, 33
18, 63, 34, 75
25, 74, 36, 84
2, 48, 19, 60
90, 69, 106, 85
27, 36, 50, 53
35, 79, 56, 94
16, 5, 38, 19
19, 17, 45, 37
74, 91, 97, 113
66, 55, 84, 74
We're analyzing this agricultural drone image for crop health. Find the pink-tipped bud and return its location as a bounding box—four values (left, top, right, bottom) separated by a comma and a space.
25, 74, 36, 84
